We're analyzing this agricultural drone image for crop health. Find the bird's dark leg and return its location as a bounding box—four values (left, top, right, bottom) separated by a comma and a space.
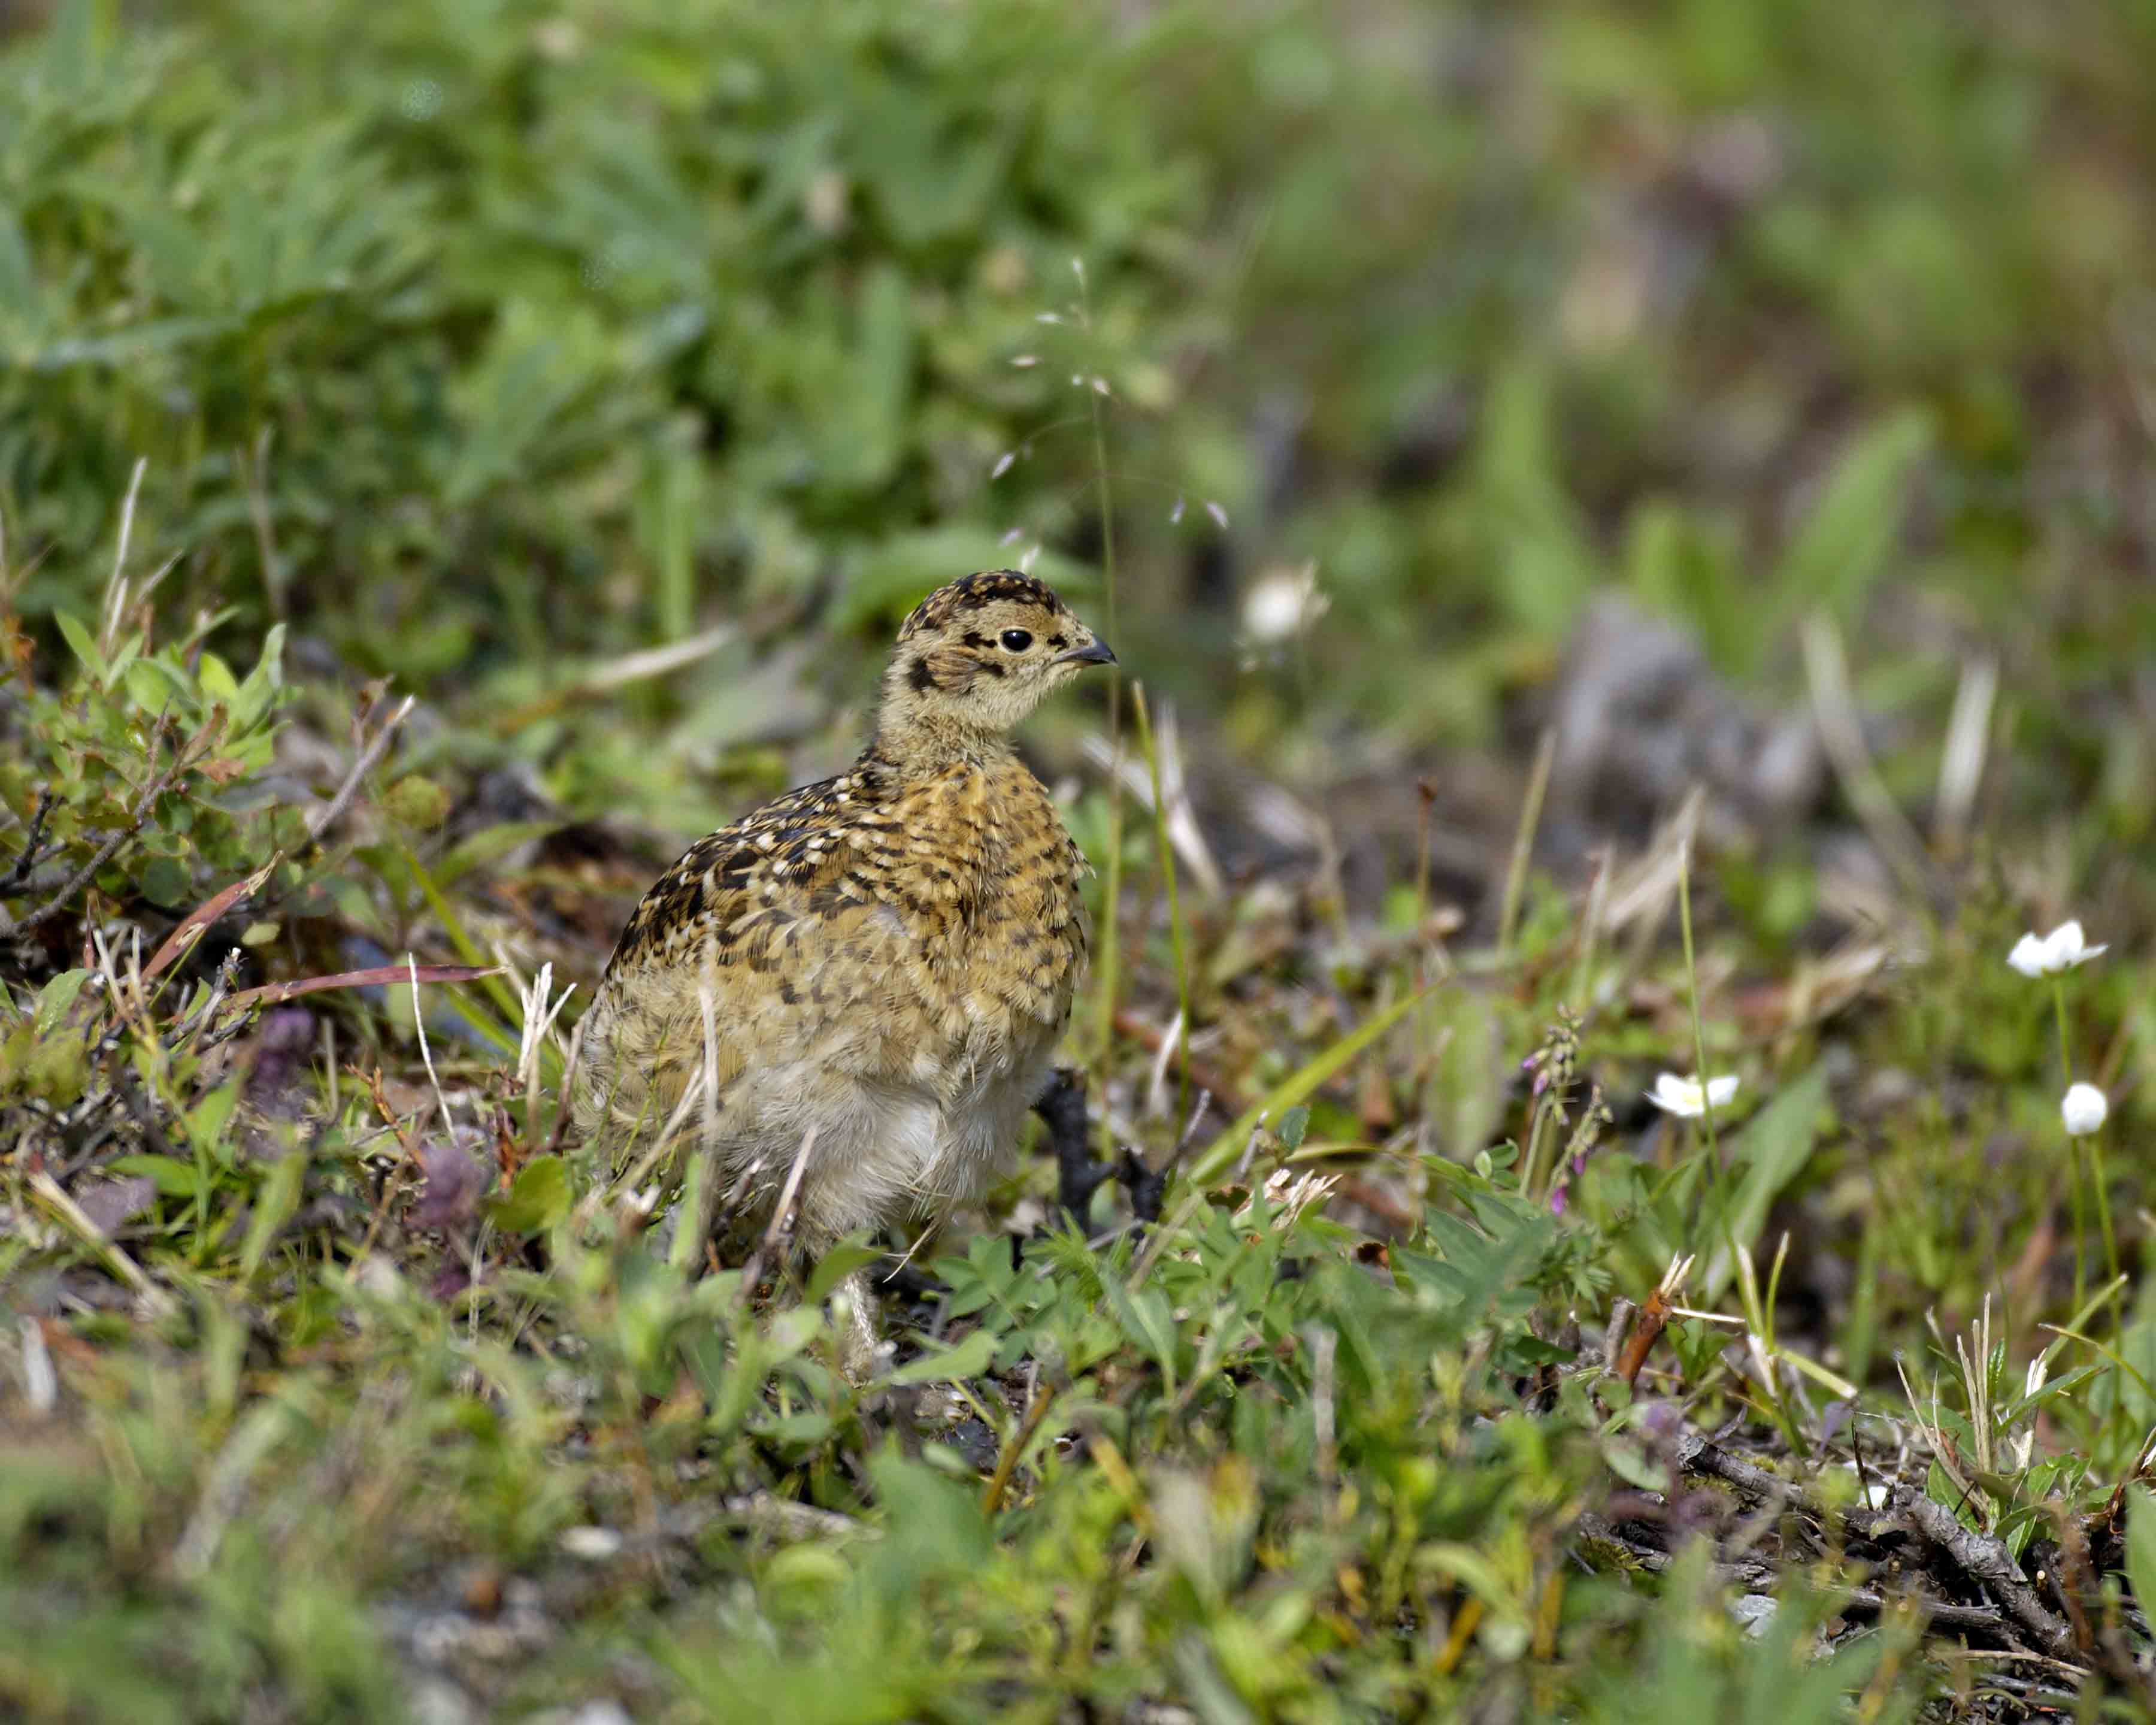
1033, 1067, 1169, 1227
1034, 1066, 1114, 1225
1116, 1146, 1169, 1224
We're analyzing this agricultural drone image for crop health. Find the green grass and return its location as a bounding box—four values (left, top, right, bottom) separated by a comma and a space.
6, 0, 2156, 1718
7, 538, 2154, 1718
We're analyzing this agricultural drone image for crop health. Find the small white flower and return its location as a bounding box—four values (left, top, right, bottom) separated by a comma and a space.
2061, 1082, 2108, 1136
1240, 562, 1327, 644
1647, 1072, 1740, 1118
559, 1525, 622, 1561
2007, 919, 2106, 978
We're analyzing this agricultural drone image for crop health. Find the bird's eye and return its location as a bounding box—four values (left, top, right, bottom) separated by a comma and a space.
999, 628, 1033, 652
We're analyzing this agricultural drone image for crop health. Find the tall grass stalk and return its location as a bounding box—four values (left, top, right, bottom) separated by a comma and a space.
2051, 975, 2115, 1306
1496, 728, 1556, 961
1076, 259, 1127, 1142
1676, 840, 1733, 1255
1131, 683, 1192, 1116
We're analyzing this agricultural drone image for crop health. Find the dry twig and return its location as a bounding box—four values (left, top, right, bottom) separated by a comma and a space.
8, 732, 199, 936
1890, 1484, 2077, 1662
306, 694, 416, 849
0, 788, 58, 895
1674, 1424, 2084, 1669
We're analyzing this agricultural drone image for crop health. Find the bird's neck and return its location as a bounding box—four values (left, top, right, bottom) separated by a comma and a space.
864, 711, 1018, 774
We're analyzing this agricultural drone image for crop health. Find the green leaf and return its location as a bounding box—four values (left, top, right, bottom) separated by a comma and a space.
825, 262, 912, 491
107, 1153, 205, 1199
1473, 355, 1597, 638
1701, 1062, 1830, 1300
1602, 1438, 1671, 1493
754, 1411, 835, 1450
138, 854, 192, 907
1098, 1278, 1180, 1393
803, 1239, 885, 1306
196, 651, 240, 706
122, 655, 193, 714
239, 1151, 305, 1278
887, 1324, 1000, 1386
2127, 1487, 2156, 1617
229, 624, 287, 731
489, 1155, 571, 1233
433, 821, 559, 888
187, 1078, 243, 1159
867, 1449, 994, 1572
53, 611, 107, 686
0, 202, 41, 335
442, 299, 617, 505
1763, 410, 1931, 671
634, 438, 704, 644
1420, 1542, 1527, 1622
34, 970, 93, 1035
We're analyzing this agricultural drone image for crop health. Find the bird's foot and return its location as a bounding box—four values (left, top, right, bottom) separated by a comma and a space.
1032, 1067, 1166, 1227
1034, 1066, 1110, 1223
1115, 1143, 1170, 1224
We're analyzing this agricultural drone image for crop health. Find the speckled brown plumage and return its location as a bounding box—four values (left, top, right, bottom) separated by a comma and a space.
572, 571, 1113, 1362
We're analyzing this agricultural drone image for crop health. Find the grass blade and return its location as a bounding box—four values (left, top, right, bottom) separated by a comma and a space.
1188, 983, 1435, 1188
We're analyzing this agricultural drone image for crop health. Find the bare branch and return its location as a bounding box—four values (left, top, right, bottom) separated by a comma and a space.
0, 788, 58, 895
305, 694, 416, 848
1891, 1484, 2076, 1661
8, 742, 196, 936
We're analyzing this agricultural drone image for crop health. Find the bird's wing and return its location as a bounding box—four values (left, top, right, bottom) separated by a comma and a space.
578, 767, 968, 1145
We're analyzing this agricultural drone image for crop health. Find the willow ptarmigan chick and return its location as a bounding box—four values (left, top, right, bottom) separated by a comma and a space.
573, 571, 1114, 1369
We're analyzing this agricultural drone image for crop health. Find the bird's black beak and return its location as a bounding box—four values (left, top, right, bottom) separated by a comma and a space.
1056, 639, 1116, 667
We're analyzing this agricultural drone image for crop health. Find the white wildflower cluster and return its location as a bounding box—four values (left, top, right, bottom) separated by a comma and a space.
2006, 917, 2110, 1134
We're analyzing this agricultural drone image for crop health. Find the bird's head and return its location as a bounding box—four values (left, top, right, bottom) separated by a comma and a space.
877, 571, 1114, 756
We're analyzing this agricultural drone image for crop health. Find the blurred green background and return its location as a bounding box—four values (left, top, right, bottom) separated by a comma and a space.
7, 0, 2152, 863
